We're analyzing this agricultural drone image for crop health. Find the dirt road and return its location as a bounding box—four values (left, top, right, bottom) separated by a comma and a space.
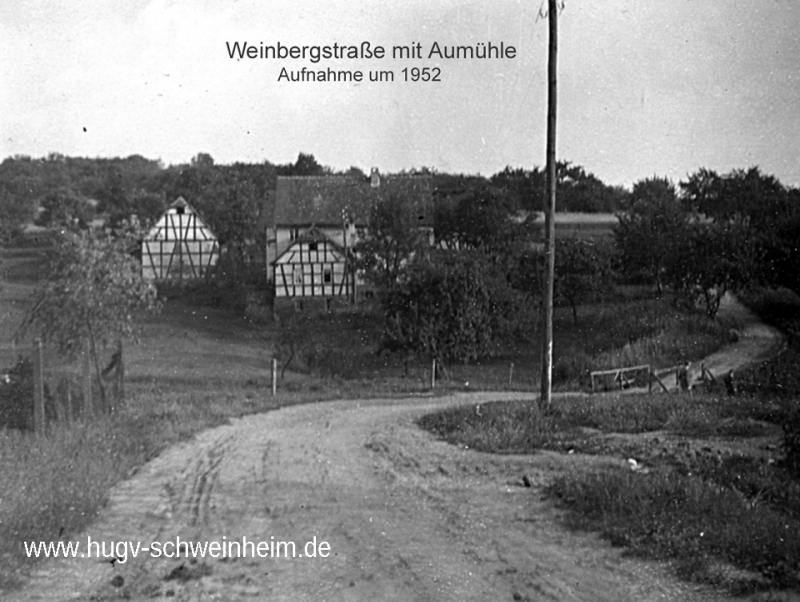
10, 294, 782, 601
689, 292, 784, 383
12, 391, 732, 602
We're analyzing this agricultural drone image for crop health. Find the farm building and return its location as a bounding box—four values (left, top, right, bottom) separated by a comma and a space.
527, 211, 619, 251
268, 168, 434, 310
141, 197, 220, 280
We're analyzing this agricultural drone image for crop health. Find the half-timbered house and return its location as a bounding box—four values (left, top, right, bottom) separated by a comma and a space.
267, 168, 433, 311
272, 227, 349, 311
141, 197, 220, 280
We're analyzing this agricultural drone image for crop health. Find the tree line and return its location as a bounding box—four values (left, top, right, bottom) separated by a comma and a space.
0, 153, 627, 241
361, 166, 800, 367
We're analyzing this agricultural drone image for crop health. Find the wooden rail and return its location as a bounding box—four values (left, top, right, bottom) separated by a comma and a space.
590, 364, 650, 393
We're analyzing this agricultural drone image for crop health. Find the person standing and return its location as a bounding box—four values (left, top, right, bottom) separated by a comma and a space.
724, 369, 737, 395
677, 361, 691, 392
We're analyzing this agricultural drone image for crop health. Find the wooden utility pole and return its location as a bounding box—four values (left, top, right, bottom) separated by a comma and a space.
540, 0, 558, 408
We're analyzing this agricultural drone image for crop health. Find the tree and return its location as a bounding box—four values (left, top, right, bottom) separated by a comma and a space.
666, 221, 756, 318
490, 166, 544, 211
277, 152, 329, 176
191, 152, 215, 169
0, 181, 36, 241
35, 188, 94, 230
0, 156, 44, 240
759, 196, 800, 295
355, 192, 430, 292
615, 176, 687, 294
21, 231, 159, 409
556, 161, 627, 213
490, 162, 627, 213
433, 178, 532, 264
555, 238, 614, 323
680, 166, 787, 227
380, 252, 527, 365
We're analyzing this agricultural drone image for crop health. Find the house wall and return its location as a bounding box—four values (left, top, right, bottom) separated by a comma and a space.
266, 223, 361, 284
141, 206, 219, 280
273, 239, 349, 298
142, 240, 219, 280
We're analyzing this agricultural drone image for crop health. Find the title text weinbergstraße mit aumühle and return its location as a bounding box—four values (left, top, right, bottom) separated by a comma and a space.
226, 41, 517, 83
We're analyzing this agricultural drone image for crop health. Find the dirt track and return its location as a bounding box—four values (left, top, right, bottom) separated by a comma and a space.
10, 294, 783, 602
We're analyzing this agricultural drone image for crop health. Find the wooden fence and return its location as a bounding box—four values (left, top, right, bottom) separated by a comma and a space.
590, 362, 720, 394
589, 364, 651, 392
0, 339, 125, 434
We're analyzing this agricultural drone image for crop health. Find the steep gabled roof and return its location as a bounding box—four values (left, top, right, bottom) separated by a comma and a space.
275, 173, 434, 227
143, 197, 218, 242
294, 225, 343, 249
272, 227, 346, 265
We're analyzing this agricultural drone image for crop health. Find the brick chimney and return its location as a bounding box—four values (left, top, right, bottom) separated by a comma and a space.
370, 167, 380, 188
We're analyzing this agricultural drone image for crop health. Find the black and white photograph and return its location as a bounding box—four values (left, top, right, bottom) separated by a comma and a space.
1, 1, 799, 600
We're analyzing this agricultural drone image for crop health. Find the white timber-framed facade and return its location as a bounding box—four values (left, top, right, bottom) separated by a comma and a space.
141, 197, 220, 280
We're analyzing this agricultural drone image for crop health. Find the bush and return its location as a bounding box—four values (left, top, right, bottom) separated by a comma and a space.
381, 251, 530, 364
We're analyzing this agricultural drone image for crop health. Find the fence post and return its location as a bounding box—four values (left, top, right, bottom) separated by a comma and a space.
271, 358, 277, 396
82, 338, 92, 420
116, 340, 125, 410
431, 358, 436, 390
66, 379, 73, 423
508, 362, 514, 387
32, 339, 45, 435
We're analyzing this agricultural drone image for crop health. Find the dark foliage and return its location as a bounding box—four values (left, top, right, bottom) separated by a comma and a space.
380, 251, 530, 364
0, 357, 34, 430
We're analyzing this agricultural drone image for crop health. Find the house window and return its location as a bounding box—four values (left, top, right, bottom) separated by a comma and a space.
308, 242, 318, 252
294, 299, 304, 312
323, 269, 332, 284
293, 266, 304, 284
176, 206, 185, 215
325, 298, 333, 311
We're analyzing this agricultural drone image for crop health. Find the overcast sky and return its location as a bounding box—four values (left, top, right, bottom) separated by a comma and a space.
2, 0, 799, 188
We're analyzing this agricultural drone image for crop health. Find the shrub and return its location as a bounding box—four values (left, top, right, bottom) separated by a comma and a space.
381, 251, 530, 365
